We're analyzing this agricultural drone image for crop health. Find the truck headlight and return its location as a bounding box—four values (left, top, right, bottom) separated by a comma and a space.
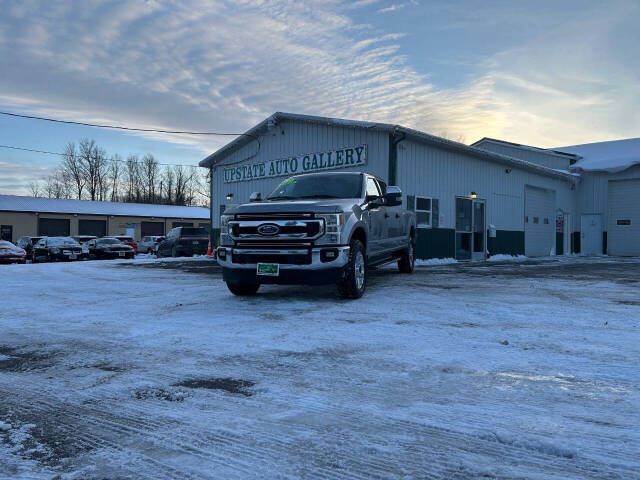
220, 214, 234, 246
220, 215, 233, 235
316, 213, 343, 245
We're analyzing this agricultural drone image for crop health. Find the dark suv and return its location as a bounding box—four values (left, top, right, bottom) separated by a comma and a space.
156, 227, 209, 257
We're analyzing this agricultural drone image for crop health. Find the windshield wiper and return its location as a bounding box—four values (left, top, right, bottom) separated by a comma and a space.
267, 195, 296, 201
296, 194, 340, 199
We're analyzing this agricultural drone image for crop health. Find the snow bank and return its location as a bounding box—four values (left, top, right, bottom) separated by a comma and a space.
487, 254, 529, 262
415, 258, 458, 266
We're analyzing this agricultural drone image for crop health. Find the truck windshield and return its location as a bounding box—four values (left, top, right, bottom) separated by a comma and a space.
268, 174, 362, 200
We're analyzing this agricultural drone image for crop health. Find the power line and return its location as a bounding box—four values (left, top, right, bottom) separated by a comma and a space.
0, 110, 257, 137
0, 143, 201, 168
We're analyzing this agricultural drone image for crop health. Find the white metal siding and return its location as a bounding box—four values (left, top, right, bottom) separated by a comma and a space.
525, 186, 555, 256
210, 120, 389, 227
607, 179, 640, 256
396, 140, 574, 234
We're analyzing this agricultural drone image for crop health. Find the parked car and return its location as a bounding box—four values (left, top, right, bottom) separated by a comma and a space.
0, 240, 27, 264
72, 235, 97, 259
87, 238, 135, 259
138, 235, 165, 254
16, 236, 44, 258
217, 171, 415, 299
105, 236, 138, 253
156, 227, 208, 257
32, 237, 83, 262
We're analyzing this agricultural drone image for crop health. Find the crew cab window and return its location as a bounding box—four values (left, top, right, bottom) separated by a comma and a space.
366, 178, 380, 198
375, 179, 387, 197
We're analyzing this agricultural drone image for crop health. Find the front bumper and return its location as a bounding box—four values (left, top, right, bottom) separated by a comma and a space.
218, 246, 350, 285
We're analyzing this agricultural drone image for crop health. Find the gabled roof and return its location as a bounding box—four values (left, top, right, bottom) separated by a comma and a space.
199, 112, 573, 180
0, 195, 210, 219
556, 138, 640, 173
471, 137, 580, 161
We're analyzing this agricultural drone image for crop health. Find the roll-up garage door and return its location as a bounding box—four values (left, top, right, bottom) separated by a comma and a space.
38, 218, 70, 237
524, 186, 555, 257
608, 179, 640, 256
78, 219, 107, 237
141, 221, 164, 237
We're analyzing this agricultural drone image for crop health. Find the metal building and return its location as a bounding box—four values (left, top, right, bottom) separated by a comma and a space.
474, 137, 640, 257
200, 112, 581, 261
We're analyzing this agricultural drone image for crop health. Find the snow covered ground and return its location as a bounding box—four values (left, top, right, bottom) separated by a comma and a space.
1, 256, 639, 479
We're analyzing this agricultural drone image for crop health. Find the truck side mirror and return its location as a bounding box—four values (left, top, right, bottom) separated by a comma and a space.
385, 186, 402, 207
249, 192, 262, 202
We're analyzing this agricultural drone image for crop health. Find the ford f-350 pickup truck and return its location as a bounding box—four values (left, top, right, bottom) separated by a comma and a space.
217, 171, 416, 298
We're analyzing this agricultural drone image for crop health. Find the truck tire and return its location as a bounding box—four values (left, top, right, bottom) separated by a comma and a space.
337, 239, 366, 299
398, 233, 415, 273
226, 282, 260, 296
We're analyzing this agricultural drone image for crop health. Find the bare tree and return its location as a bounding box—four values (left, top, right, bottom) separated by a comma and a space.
125, 155, 141, 202
61, 142, 85, 199
78, 139, 109, 201
28, 181, 43, 197
141, 154, 159, 203
108, 154, 122, 202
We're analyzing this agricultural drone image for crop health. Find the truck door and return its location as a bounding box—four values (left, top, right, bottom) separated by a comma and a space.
365, 177, 386, 257
375, 178, 404, 251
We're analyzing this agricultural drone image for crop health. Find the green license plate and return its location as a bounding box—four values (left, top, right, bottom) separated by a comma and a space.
257, 263, 279, 276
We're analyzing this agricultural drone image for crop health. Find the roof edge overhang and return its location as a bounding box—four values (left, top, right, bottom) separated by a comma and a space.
200, 113, 574, 180
471, 137, 580, 160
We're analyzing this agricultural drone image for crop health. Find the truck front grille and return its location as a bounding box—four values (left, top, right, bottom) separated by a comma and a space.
229, 215, 323, 241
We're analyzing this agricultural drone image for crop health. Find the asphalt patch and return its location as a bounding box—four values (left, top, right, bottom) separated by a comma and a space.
173, 377, 255, 397
0, 346, 57, 372
134, 388, 185, 402
616, 300, 640, 306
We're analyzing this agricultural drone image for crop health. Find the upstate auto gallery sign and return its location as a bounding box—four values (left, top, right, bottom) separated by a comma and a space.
223, 144, 367, 183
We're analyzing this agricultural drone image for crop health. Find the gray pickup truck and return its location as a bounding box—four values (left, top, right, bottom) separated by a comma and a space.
217, 171, 416, 298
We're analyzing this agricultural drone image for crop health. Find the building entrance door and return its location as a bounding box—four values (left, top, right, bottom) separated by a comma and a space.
581, 214, 603, 255
456, 197, 486, 261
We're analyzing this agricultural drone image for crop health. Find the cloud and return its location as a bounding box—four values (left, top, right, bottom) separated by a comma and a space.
0, 161, 53, 195
0, 0, 637, 189
377, 4, 405, 13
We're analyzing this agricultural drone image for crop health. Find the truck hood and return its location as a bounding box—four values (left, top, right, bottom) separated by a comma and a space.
224, 198, 357, 215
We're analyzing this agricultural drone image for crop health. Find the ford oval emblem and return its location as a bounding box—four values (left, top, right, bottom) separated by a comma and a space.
257, 223, 280, 236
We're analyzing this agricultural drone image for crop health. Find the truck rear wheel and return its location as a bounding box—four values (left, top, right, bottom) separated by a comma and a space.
337, 239, 366, 299
226, 282, 260, 296
398, 233, 415, 273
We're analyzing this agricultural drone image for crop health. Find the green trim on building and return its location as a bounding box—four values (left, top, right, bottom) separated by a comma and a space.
416, 227, 455, 259
211, 228, 221, 246
488, 230, 525, 256
556, 232, 563, 255
388, 133, 397, 185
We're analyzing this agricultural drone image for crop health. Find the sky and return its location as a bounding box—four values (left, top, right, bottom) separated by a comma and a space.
0, 0, 639, 195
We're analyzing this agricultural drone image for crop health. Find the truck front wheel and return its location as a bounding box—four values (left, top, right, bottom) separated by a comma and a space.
226, 282, 260, 296
337, 239, 366, 299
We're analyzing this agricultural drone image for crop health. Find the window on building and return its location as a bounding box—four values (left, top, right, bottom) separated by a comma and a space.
415, 196, 432, 227
533, 217, 539, 224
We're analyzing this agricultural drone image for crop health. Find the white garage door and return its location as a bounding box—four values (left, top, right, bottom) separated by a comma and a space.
608, 179, 640, 256
525, 185, 555, 257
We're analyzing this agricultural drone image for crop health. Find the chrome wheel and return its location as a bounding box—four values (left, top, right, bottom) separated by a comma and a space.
354, 250, 365, 290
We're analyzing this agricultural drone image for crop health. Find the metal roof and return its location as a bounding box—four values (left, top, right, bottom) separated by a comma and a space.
0, 195, 210, 219
199, 112, 573, 180
471, 137, 580, 160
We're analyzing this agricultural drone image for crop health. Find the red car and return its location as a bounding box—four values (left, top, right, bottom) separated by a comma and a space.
0, 240, 27, 264
105, 236, 138, 253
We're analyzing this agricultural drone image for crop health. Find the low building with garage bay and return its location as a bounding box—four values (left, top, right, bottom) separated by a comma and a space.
0, 195, 210, 243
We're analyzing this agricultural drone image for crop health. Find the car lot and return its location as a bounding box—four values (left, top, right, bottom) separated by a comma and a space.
1, 256, 639, 479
